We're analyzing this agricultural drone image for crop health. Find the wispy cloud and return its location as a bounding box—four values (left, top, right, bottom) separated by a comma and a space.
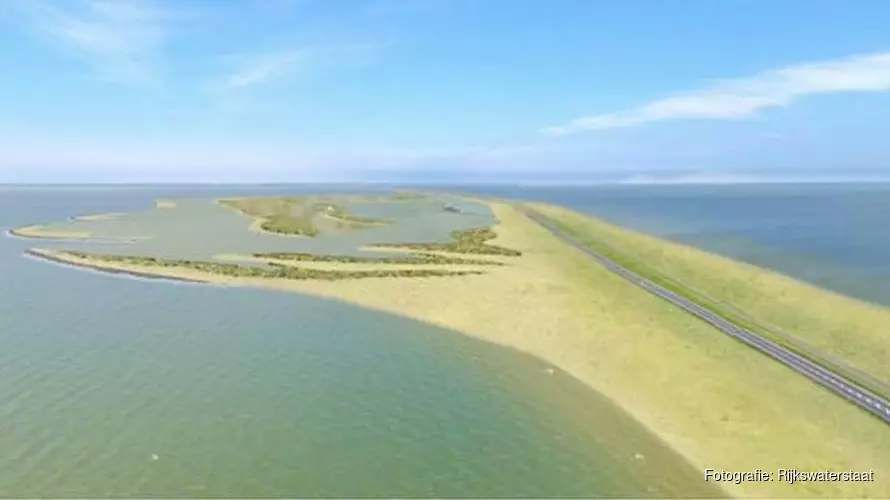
543, 51, 890, 136
219, 49, 315, 91
11, 0, 170, 87
215, 43, 382, 93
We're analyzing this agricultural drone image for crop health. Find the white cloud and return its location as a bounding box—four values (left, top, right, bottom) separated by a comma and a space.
543, 51, 890, 136
219, 49, 315, 90
215, 43, 382, 93
12, 0, 169, 87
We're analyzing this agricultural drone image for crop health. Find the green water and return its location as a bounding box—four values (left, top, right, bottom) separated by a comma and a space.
0, 186, 720, 498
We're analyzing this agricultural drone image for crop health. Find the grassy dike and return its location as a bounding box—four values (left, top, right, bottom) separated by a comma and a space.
525, 202, 890, 395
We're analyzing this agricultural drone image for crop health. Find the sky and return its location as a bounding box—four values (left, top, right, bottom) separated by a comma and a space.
2, 0, 890, 183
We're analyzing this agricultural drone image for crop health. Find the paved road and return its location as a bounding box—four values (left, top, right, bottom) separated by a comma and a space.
522, 208, 890, 425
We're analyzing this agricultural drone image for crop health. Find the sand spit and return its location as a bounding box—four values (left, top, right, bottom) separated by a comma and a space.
8, 225, 91, 240
26, 249, 211, 284
21, 200, 890, 498
155, 199, 176, 208
73, 212, 125, 221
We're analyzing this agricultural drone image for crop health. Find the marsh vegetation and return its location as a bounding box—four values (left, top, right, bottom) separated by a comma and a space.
254, 250, 504, 266
59, 250, 484, 281
218, 196, 394, 237
370, 227, 522, 256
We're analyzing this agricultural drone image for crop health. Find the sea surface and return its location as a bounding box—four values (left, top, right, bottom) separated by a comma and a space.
0, 185, 718, 498
465, 183, 890, 307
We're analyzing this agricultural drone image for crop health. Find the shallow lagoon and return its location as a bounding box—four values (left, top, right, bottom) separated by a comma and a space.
27, 194, 497, 261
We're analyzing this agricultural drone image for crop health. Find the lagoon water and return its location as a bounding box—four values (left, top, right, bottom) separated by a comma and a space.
0, 185, 720, 498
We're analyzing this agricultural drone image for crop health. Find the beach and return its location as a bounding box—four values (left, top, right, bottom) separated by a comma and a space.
19, 197, 890, 498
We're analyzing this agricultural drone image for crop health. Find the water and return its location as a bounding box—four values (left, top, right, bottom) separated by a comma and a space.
19, 190, 496, 261
0, 185, 718, 498
464, 183, 890, 307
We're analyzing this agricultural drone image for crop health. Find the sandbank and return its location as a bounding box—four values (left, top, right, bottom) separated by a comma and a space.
21, 200, 890, 498
73, 212, 125, 221
9, 225, 91, 240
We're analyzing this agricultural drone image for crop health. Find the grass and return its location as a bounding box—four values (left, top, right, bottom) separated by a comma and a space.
218, 196, 395, 237
254, 250, 504, 266
60, 250, 484, 281
370, 227, 522, 256
525, 202, 890, 396
313, 203, 392, 226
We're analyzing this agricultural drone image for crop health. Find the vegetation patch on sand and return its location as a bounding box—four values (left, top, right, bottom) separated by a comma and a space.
214, 254, 494, 273
314, 202, 392, 226
253, 250, 505, 266
370, 227, 522, 256
218, 197, 319, 237
526, 202, 890, 396
31, 249, 485, 281
218, 196, 395, 237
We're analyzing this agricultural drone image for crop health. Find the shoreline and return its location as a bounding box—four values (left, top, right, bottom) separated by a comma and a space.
8, 225, 92, 240
25, 249, 214, 285
16, 197, 890, 498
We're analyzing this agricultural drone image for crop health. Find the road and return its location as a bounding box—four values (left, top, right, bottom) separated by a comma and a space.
522, 208, 890, 425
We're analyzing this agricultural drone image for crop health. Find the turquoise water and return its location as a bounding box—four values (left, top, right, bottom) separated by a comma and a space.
0, 185, 719, 498
466, 183, 890, 307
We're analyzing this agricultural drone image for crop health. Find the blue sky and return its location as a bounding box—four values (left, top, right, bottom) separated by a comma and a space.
2, 0, 890, 182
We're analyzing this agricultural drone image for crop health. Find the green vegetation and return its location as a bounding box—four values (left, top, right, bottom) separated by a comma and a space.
218, 196, 394, 237
260, 213, 318, 236
218, 197, 318, 236
313, 203, 392, 225
61, 251, 485, 281
525, 202, 890, 399
254, 250, 504, 266
371, 227, 522, 256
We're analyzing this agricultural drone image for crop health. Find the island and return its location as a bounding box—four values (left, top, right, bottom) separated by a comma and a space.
11, 191, 890, 499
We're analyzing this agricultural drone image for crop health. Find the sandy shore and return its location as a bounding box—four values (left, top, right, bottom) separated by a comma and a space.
9, 225, 92, 240
27, 249, 210, 284
21, 201, 890, 498
73, 212, 125, 221
155, 199, 176, 208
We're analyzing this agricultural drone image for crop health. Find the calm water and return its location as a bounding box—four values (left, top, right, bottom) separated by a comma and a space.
0, 185, 718, 498
466, 183, 890, 307
27, 192, 497, 261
